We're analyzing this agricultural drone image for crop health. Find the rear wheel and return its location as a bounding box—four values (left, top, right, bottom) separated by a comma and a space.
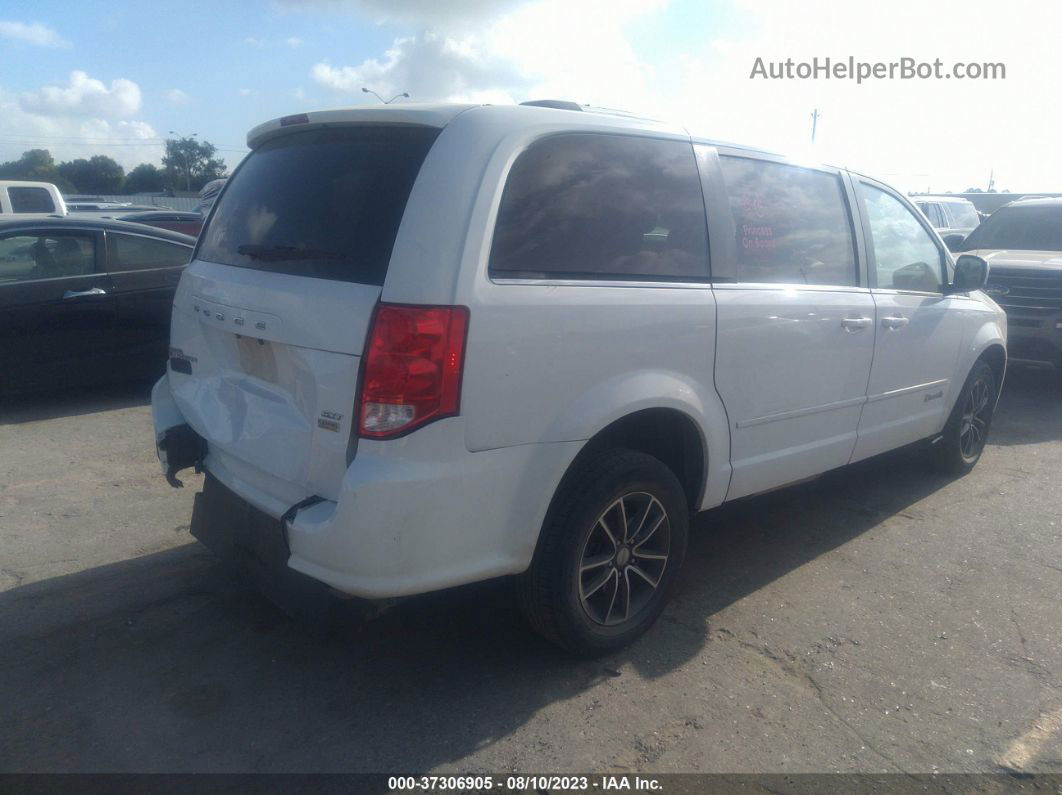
931, 360, 998, 474
518, 448, 688, 656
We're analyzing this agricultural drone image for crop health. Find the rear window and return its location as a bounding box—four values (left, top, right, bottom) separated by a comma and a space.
197, 125, 439, 285
8, 187, 56, 214
943, 201, 979, 229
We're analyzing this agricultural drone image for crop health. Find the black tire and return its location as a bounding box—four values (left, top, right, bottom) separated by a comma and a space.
517, 448, 689, 656
931, 360, 998, 475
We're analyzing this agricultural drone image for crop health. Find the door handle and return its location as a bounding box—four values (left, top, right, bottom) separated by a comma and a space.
62, 287, 107, 299
882, 315, 910, 329
841, 316, 872, 331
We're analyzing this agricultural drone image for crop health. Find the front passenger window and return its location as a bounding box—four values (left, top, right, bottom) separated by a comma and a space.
861, 184, 944, 292
0, 233, 96, 284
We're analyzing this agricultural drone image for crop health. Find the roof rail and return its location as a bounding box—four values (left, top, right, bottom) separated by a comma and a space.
520, 99, 584, 111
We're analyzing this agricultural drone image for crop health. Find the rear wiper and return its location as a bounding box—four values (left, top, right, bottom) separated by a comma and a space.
236, 244, 346, 261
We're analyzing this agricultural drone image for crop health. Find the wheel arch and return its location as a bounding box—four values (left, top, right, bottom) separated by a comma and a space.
978, 343, 1007, 395
543, 405, 709, 530
949, 316, 1007, 415
554, 406, 709, 515
538, 369, 731, 511
524, 405, 709, 582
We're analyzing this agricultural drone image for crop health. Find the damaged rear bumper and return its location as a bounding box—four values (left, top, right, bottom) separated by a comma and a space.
151, 376, 204, 487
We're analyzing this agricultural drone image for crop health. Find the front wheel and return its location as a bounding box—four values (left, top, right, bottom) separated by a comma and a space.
517, 448, 689, 656
931, 360, 998, 474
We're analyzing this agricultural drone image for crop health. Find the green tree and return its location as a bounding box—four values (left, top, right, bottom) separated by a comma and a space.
0, 149, 76, 191
162, 137, 227, 192
57, 155, 125, 194
124, 163, 165, 194
0, 149, 60, 181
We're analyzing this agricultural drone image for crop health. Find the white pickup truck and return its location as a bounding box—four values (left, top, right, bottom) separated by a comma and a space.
0, 181, 67, 216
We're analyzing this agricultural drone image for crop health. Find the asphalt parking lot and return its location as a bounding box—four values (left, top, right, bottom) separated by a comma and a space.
1, 368, 1060, 774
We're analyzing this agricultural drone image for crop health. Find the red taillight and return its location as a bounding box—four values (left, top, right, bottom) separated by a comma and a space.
358, 303, 470, 439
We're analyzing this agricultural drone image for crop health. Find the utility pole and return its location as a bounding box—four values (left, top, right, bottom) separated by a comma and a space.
810, 108, 821, 144
987, 168, 995, 192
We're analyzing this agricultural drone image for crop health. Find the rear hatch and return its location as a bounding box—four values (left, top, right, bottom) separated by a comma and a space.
167, 123, 440, 503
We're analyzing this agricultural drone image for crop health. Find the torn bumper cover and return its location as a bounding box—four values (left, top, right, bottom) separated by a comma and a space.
151, 375, 334, 623
151, 375, 204, 487
159, 424, 205, 487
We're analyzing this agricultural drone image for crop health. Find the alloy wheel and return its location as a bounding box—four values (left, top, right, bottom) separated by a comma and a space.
959, 374, 993, 461
577, 492, 671, 626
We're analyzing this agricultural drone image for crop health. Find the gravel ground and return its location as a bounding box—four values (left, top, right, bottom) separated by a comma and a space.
1, 368, 1059, 774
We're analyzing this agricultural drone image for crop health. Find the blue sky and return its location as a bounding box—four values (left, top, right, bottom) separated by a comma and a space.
0, 0, 743, 170
0, 1, 401, 162
2, 0, 1060, 192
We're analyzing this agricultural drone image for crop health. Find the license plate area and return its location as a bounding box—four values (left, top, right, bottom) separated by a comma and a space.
190, 473, 335, 626
191, 472, 289, 570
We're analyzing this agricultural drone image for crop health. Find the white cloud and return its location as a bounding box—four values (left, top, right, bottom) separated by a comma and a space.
0, 88, 162, 170
165, 88, 191, 106
20, 71, 142, 119
311, 30, 533, 102
304, 0, 1062, 191
277, 0, 525, 30
244, 34, 305, 48
238, 87, 257, 97
308, 0, 666, 107
0, 20, 69, 47
488, 0, 665, 108
308, 0, 662, 107
0, 73, 162, 170
653, 0, 1062, 192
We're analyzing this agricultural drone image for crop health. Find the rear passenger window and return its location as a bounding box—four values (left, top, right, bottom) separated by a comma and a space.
108, 233, 190, 271
9, 187, 56, 214
718, 156, 857, 286
489, 134, 708, 281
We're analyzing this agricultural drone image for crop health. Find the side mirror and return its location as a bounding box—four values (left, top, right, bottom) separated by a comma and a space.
946, 254, 989, 294
942, 233, 966, 253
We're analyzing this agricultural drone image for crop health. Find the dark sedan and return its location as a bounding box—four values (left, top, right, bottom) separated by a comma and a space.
0, 217, 194, 395
113, 211, 203, 237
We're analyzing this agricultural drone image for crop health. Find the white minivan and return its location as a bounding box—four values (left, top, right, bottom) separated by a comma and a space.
152, 102, 1006, 655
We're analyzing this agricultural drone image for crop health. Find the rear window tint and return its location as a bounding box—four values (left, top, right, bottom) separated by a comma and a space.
9, 187, 56, 214
197, 126, 439, 285
108, 233, 191, 271
489, 133, 709, 281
